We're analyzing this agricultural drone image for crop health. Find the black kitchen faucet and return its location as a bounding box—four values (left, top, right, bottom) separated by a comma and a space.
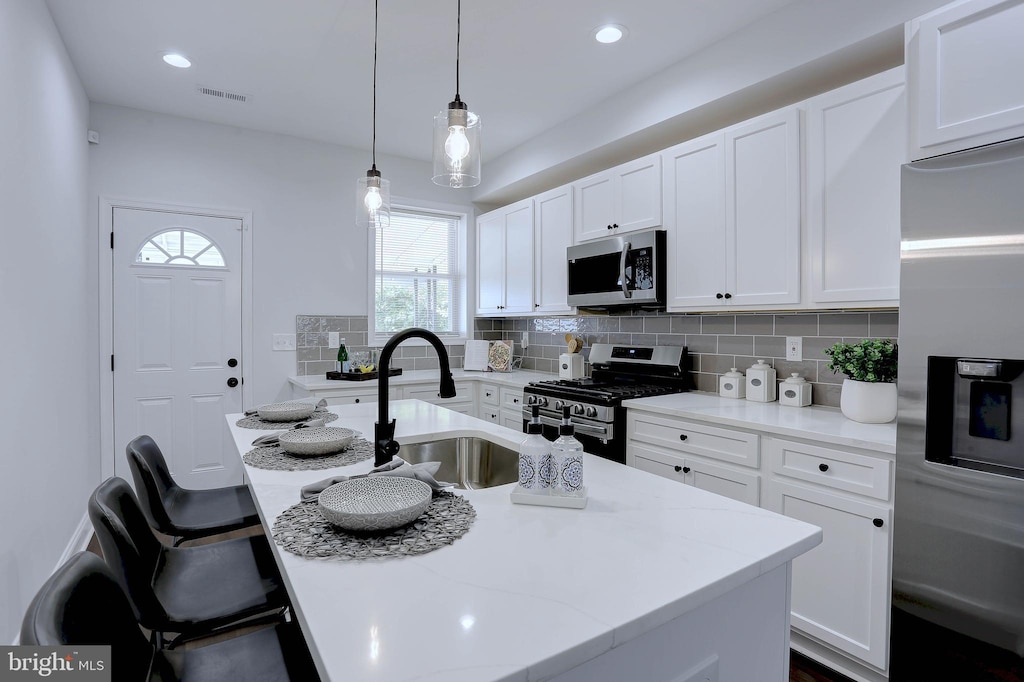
374, 327, 457, 466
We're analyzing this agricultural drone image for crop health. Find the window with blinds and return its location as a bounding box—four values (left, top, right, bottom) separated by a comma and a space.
372, 208, 463, 337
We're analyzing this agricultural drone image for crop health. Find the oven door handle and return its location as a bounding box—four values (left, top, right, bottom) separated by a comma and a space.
619, 241, 632, 299
530, 413, 612, 440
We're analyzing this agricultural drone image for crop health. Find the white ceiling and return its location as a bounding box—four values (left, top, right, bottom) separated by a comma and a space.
45, 0, 803, 165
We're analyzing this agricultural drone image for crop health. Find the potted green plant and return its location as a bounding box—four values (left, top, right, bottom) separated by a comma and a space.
824, 339, 898, 423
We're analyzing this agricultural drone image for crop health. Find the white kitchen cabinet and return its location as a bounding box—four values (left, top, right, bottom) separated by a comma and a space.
475, 198, 535, 316
533, 185, 575, 315
807, 67, 904, 306
664, 108, 801, 311
573, 154, 662, 243
766, 478, 891, 672
498, 386, 525, 433
908, 0, 1024, 160
632, 443, 761, 506
403, 381, 476, 414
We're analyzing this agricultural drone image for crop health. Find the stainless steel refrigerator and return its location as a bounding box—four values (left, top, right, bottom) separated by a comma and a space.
895, 137, 1024, 671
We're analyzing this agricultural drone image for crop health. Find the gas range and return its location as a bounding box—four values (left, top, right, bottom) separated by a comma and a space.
522, 344, 690, 463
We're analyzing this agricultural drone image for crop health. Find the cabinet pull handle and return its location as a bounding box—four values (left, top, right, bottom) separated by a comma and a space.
679, 434, 688, 441
683, 466, 691, 474
818, 463, 829, 472
724, 293, 732, 300
607, 224, 613, 230
674, 465, 682, 472
612, 223, 619, 229
354, 398, 360, 404
716, 293, 724, 299
873, 518, 884, 528
513, 398, 519, 404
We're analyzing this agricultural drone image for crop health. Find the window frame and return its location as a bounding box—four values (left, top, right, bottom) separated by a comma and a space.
367, 199, 469, 347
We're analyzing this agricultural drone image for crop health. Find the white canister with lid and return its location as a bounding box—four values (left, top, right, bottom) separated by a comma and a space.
746, 360, 777, 402
719, 368, 746, 399
779, 373, 812, 407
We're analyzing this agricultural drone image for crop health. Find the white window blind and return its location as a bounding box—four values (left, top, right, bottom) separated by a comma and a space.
373, 209, 462, 336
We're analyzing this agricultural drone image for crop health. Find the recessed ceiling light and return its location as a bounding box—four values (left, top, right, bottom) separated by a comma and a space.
162, 53, 192, 68
594, 25, 626, 44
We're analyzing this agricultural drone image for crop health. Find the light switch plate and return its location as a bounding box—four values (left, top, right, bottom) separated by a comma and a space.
786, 336, 803, 361
521, 332, 529, 349
328, 332, 340, 348
273, 333, 296, 351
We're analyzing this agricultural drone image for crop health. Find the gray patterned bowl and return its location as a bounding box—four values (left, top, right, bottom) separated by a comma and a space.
277, 427, 356, 456
318, 477, 433, 532
257, 401, 317, 422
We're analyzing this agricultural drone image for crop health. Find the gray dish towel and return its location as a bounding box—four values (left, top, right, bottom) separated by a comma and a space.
250, 418, 327, 446
245, 398, 328, 417
300, 458, 454, 501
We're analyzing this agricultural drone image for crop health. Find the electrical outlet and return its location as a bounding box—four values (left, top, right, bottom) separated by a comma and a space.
272, 333, 296, 351
328, 332, 340, 348
521, 332, 529, 349
786, 336, 803, 361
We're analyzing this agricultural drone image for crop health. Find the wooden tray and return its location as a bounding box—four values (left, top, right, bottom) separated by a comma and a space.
325, 368, 403, 381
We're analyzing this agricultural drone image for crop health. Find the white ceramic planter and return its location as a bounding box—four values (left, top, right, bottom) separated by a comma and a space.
840, 379, 897, 423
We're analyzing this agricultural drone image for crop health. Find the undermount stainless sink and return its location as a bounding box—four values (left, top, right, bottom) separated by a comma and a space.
397, 437, 518, 489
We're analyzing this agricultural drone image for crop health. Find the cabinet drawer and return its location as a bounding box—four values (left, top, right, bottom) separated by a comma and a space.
500, 387, 524, 411
480, 383, 500, 406
629, 413, 759, 468
767, 438, 891, 501
404, 381, 474, 404
501, 411, 524, 432
324, 392, 377, 406
631, 444, 760, 506
480, 409, 500, 424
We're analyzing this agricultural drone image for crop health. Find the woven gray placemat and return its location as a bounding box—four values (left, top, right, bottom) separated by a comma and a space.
235, 409, 339, 430
272, 491, 475, 561
243, 438, 374, 471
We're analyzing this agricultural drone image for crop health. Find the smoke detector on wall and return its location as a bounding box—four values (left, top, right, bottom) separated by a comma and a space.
195, 85, 250, 104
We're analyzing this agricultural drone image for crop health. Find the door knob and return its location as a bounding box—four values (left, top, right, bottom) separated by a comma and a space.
873, 518, 884, 528
226, 377, 238, 388
227, 358, 238, 368
674, 465, 683, 472
724, 293, 732, 300
716, 293, 724, 299
682, 466, 691, 474
818, 463, 829, 472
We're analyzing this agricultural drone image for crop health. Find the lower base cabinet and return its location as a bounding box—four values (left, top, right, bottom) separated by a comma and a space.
627, 409, 894, 682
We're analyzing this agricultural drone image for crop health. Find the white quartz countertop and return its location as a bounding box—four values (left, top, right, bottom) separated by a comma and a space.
623, 392, 896, 455
289, 369, 555, 392
227, 400, 821, 682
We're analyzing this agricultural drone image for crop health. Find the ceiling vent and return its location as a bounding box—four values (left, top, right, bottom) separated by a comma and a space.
195, 85, 249, 104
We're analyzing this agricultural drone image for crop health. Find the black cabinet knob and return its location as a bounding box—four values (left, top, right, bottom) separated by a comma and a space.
354, 398, 360, 404
819, 463, 829, 472
227, 358, 238, 368
683, 466, 691, 474
679, 434, 688, 441
873, 518, 884, 528
716, 293, 724, 299
226, 377, 238, 388
674, 465, 683, 473
607, 224, 613, 230
612, 223, 619, 229
513, 398, 519, 404
724, 293, 732, 300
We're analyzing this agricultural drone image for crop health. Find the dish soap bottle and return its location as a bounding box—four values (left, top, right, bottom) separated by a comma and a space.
552, 406, 584, 495
337, 338, 350, 373
519, 406, 550, 493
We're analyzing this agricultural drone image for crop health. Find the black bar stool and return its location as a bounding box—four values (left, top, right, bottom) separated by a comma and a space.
127, 435, 261, 545
21, 551, 319, 682
88, 477, 288, 646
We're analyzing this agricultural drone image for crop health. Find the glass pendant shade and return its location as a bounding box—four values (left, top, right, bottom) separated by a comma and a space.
356, 169, 390, 230
432, 100, 481, 188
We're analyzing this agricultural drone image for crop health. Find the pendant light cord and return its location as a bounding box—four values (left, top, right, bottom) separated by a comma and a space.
455, 0, 461, 100
371, 0, 379, 169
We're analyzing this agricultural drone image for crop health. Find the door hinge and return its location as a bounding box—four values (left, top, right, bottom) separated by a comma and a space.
110, 354, 115, 371
110, 232, 114, 249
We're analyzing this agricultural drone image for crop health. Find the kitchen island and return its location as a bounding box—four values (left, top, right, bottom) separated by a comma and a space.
227, 400, 821, 682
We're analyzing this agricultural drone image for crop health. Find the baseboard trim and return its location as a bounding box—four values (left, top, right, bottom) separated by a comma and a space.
54, 512, 93, 573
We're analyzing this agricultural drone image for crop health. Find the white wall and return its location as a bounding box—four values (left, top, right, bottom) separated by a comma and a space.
0, 0, 93, 644
475, 0, 950, 205
88, 103, 472, 408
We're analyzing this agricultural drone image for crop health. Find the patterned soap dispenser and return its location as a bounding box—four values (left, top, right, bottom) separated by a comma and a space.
745, 360, 777, 402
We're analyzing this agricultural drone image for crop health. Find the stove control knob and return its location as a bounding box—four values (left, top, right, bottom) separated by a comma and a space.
554, 400, 565, 411
585, 406, 598, 418
572, 404, 585, 416
527, 395, 537, 405
538, 397, 548, 407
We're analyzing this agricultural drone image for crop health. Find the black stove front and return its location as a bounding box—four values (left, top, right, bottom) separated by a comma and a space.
521, 343, 690, 464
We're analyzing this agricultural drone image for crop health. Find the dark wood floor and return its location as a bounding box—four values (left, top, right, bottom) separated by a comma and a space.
790, 652, 853, 682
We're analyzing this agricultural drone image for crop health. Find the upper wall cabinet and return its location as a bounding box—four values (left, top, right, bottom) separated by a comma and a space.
665, 107, 801, 312
476, 198, 534, 317
806, 67, 905, 306
908, 0, 1024, 160
573, 154, 662, 243
533, 184, 575, 315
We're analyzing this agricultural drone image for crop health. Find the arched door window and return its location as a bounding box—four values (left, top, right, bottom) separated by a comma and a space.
135, 229, 226, 267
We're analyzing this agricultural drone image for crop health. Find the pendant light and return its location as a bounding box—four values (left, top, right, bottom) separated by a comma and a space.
357, 0, 390, 229
432, 0, 481, 188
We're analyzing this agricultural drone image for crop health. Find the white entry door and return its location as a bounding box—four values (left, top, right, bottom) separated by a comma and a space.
112, 207, 244, 489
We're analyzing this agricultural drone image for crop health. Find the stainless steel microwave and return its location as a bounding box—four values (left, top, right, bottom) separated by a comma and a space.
566, 229, 666, 308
